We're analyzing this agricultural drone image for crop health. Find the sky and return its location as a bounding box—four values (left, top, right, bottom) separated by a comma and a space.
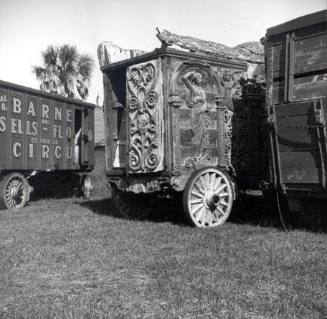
0, 0, 326, 105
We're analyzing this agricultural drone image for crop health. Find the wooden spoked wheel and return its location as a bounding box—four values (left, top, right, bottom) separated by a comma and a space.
0, 173, 29, 209
183, 168, 234, 228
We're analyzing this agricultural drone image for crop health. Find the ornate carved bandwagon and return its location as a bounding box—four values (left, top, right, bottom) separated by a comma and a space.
127, 59, 164, 173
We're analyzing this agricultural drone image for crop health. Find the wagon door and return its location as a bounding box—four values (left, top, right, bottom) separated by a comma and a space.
81, 106, 94, 168
272, 99, 327, 189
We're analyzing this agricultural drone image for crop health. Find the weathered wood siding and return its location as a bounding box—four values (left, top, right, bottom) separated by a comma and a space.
265, 10, 327, 191
0, 80, 94, 171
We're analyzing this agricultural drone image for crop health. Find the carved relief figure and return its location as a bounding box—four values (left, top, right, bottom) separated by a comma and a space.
127, 62, 162, 173
182, 70, 210, 161
217, 69, 242, 111
216, 69, 243, 172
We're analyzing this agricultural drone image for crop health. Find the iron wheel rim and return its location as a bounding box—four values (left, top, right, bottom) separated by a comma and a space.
186, 168, 233, 228
5, 177, 26, 209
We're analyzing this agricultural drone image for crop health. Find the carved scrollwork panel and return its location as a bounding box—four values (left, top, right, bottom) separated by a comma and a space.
126, 59, 164, 173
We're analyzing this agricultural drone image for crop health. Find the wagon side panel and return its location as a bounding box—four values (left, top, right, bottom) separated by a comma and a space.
168, 59, 220, 172
265, 10, 327, 194
167, 56, 247, 190
274, 101, 325, 187
0, 81, 95, 173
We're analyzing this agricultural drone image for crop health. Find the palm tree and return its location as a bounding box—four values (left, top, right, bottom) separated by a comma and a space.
32, 44, 94, 100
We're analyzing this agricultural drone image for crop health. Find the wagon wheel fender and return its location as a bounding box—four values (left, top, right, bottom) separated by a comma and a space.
0, 173, 30, 210
183, 167, 235, 228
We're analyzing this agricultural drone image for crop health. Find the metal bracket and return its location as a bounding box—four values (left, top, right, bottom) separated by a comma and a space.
314, 100, 324, 125
267, 113, 276, 126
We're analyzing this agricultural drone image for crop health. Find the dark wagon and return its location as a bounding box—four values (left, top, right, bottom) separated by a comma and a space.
0, 80, 95, 209
263, 10, 327, 215
99, 36, 265, 228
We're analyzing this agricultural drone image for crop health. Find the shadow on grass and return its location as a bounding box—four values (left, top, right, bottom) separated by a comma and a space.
79, 194, 327, 232
229, 195, 281, 227
29, 172, 82, 201
75, 188, 327, 232
230, 194, 327, 233
79, 196, 187, 226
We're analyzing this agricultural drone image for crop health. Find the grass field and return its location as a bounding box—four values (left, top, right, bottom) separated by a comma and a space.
0, 192, 326, 319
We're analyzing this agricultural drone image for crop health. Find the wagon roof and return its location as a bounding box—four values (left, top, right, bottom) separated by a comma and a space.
266, 9, 327, 37
100, 46, 248, 73
0, 79, 96, 108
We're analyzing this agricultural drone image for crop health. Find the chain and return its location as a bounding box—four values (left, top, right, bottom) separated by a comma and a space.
276, 134, 315, 147
277, 122, 324, 129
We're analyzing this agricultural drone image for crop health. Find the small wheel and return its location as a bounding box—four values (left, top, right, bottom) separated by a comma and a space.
183, 167, 234, 228
0, 173, 30, 209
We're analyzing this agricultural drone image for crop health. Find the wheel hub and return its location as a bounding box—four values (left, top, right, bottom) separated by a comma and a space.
10, 186, 20, 198
204, 190, 220, 210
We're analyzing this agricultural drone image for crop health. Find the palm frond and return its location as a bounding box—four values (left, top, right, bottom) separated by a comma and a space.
42, 45, 59, 67
78, 53, 94, 79
59, 45, 78, 69
32, 66, 46, 79
33, 44, 95, 100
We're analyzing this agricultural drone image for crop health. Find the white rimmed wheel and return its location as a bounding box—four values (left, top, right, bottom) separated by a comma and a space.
0, 173, 30, 209
183, 167, 234, 228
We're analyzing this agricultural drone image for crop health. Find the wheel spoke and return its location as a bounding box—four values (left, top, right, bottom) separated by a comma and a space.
204, 173, 210, 188
217, 206, 226, 216
198, 176, 206, 193
194, 206, 205, 221
219, 192, 229, 198
212, 208, 220, 221
216, 183, 226, 194
219, 199, 229, 207
212, 176, 222, 190
192, 203, 203, 214
194, 182, 205, 195
190, 198, 203, 205
191, 190, 203, 199
209, 173, 215, 188
205, 209, 213, 226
